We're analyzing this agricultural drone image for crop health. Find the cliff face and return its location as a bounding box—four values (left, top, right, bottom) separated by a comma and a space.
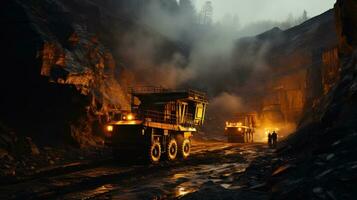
335, 0, 357, 53
0, 0, 122, 147
270, 1, 357, 199
235, 10, 338, 127
0, 0, 183, 147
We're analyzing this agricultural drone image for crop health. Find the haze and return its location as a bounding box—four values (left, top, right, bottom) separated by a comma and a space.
194, 0, 335, 25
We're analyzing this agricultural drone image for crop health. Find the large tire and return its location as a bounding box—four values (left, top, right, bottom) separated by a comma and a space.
179, 138, 191, 159
165, 138, 178, 161
149, 141, 161, 164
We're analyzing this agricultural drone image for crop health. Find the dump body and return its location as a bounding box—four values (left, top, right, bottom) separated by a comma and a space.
105, 87, 208, 163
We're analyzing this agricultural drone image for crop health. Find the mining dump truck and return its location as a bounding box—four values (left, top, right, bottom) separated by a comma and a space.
225, 113, 257, 143
104, 87, 208, 163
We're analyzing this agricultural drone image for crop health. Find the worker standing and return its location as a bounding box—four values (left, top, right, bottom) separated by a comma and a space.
268, 132, 272, 147
250, 129, 254, 143
272, 131, 278, 148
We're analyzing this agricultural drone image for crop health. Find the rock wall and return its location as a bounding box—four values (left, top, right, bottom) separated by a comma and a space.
321, 47, 341, 94
0, 0, 183, 147
263, 68, 307, 124
270, 1, 357, 198
239, 10, 339, 126
335, 0, 357, 53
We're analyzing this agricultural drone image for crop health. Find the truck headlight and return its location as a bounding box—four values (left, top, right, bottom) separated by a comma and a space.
123, 113, 135, 121
106, 125, 114, 132
127, 114, 134, 121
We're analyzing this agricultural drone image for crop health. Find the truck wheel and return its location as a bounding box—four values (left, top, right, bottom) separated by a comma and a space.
179, 139, 191, 159
149, 141, 161, 164
166, 138, 178, 161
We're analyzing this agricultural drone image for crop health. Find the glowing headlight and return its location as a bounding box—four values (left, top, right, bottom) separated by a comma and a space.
106, 125, 114, 132
127, 114, 134, 121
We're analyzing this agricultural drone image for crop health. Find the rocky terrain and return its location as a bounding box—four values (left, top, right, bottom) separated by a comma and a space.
233, 9, 338, 126
0, 142, 273, 199
1, 0, 356, 199
203, 9, 339, 137
265, 0, 357, 199
0, 0, 184, 182
0, 0, 184, 146
0, 0, 341, 147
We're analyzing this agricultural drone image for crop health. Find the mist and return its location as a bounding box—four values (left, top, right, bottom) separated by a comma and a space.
123, 0, 312, 92
112, 0, 323, 138
195, 0, 335, 25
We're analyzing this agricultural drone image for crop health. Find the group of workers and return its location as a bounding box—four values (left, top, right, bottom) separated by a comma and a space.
268, 131, 278, 148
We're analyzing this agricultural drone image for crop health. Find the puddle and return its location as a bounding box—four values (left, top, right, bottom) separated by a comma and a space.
220, 183, 231, 189
175, 182, 199, 198
61, 144, 265, 199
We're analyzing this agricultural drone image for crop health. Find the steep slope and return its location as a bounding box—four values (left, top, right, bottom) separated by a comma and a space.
233, 9, 338, 126
0, 0, 184, 147
270, 1, 357, 199
202, 10, 339, 138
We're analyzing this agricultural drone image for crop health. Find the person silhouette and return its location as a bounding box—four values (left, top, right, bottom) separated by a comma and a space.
272, 131, 278, 148
268, 132, 272, 147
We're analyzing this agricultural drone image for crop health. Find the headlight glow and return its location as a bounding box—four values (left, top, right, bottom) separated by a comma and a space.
127, 114, 134, 121
106, 125, 114, 132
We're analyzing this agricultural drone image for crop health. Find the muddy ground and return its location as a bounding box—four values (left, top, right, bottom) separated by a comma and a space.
0, 141, 275, 200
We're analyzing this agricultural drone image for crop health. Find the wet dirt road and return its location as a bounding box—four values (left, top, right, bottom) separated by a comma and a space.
0, 142, 272, 200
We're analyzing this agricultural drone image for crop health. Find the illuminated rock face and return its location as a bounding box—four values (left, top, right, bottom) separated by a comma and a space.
246, 10, 339, 125
321, 47, 341, 94
0, 0, 190, 147
296, 0, 357, 128
0, 0, 131, 146
0, 0, 185, 146
268, 3, 357, 197
263, 69, 307, 125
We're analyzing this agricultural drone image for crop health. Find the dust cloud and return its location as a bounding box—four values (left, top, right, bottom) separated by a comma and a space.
112, 1, 303, 139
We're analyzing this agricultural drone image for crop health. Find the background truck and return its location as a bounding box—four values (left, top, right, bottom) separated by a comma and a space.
225, 113, 258, 143
104, 87, 208, 163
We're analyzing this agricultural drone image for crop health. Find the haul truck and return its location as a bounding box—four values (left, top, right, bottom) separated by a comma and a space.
225, 113, 257, 143
104, 87, 208, 164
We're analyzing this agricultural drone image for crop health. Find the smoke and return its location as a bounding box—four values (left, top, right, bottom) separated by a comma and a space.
112, 0, 197, 88
236, 12, 310, 37
114, 0, 280, 92
111, 0, 299, 139
202, 92, 245, 138
210, 92, 244, 117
